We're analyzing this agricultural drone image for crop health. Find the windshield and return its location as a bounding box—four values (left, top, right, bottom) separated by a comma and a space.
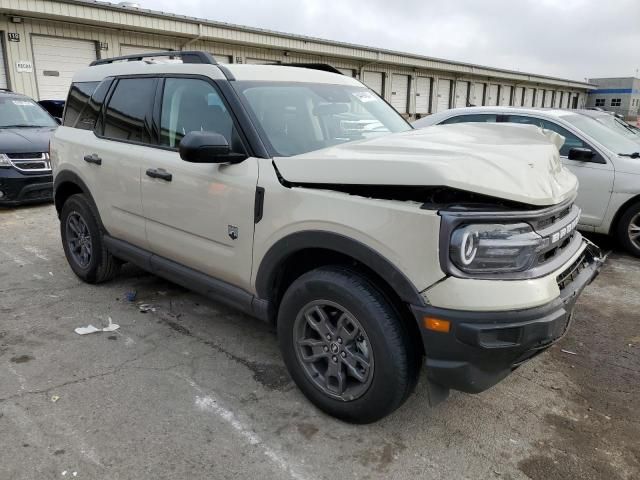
592, 114, 640, 141
233, 81, 411, 156
562, 114, 639, 155
0, 97, 57, 128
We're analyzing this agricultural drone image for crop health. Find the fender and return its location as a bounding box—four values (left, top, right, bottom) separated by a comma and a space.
53, 170, 106, 232
255, 230, 426, 307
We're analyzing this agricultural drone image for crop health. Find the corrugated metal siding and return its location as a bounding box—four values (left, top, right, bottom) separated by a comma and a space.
0, 35, 8, 89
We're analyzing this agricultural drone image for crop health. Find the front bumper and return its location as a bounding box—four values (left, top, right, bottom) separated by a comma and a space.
0, 168, 53, 206
411, 240, 604, 395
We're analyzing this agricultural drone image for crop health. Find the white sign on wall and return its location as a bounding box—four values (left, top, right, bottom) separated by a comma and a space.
16, 61, 33, 73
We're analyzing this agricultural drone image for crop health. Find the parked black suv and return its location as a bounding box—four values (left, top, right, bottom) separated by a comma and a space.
0, 89, 58, 206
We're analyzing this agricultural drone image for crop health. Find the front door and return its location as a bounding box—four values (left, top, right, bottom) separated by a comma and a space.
140, 77, 258, 290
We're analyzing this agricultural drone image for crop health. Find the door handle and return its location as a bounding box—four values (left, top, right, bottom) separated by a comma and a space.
83, 153, 102, 165
146, 168, 172, 182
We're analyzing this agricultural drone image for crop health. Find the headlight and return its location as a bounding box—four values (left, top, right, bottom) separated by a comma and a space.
0, 154, 12, 168
449, 223, 549, 274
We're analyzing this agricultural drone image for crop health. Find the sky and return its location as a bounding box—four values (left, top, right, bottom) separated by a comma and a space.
139, 0, 639, 82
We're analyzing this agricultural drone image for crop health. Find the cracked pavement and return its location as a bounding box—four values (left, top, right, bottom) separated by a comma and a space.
1, 204, 639, 480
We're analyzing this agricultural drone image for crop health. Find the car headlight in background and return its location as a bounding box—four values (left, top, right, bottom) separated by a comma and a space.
0, 154, 12, 168
449, 223, 549, 274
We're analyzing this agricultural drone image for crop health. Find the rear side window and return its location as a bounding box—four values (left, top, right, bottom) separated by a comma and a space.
505, 115, 587, 156
441, 114, 497, 124
76, 78, 113, 131
102, 78, 157, 143
63, 82, 99, 127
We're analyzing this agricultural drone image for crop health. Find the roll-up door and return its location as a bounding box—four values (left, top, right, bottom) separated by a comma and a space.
470, 83, 484, 106
337, 68, 355, 77
553, 91, 561, 108
543, 90, 553, 108
0, 37, 8, 89
435, 78, 452, 112
486, 84, 499, 106
499, 85, 512, 106
514, 87, 524, 106
415, 77, 432, 114
32, 36, 97, 100
454, 80, 469, 108
246, 58, 277, 64
211, 54, 231, 64
524, 88, 534, 107
535, 89, 544, 107
391, 74, 409, 114
363, 71, 383, 95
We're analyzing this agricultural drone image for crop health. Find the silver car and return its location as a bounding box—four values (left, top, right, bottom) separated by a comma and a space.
414, 107, 640, 256
576, 109, 640, 145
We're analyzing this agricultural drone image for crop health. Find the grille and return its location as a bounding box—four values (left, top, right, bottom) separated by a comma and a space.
535, 205, 572, 230
556, 252, 587, 290
7, 153, 51, 173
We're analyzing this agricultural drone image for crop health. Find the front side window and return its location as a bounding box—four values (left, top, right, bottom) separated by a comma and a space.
595, 98, 605, 107
233, 81, 411, 157
102, 78, 157, 143
505, 115, 587, 156
159, 78, 235, 148
0, 97, 58, 128
441, 114, 498, 125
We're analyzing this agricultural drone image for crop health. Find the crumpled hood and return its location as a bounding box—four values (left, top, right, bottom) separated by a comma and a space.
273, 123, 578, 206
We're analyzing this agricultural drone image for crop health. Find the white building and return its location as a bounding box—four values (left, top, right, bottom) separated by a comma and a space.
0, 0, 593, 118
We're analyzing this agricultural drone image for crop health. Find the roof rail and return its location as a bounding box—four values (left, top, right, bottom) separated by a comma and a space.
277, 63, 343, 74
90, 50, 218, 66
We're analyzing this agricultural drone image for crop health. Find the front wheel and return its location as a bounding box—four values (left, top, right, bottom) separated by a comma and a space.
616, 202, 640, 257
277, 266, 418, 423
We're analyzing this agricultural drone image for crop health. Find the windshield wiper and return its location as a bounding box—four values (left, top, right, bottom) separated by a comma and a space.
619, 152, 640, 158
0, 124, 46, 128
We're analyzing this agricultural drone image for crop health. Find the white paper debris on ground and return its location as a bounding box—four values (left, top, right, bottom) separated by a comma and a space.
74, 317, 120, 335
51, 395, 60, 403
561, 349, 578, 355
138, 304, 156, 313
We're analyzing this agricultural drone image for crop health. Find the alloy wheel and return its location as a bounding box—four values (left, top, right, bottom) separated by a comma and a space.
66, 211, 93, 268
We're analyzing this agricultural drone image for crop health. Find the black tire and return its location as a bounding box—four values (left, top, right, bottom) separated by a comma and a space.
277, 266, 418, 423
60, 194, 119, 283
616, 202, 640, 257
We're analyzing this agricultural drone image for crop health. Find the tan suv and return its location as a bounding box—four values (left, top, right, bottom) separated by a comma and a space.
51, 51, 603, 423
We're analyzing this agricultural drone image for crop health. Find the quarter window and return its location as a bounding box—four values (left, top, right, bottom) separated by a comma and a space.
63, 81, 99, 127
594, 98, 605, 107
505, 115, 587, 156
102, 78, 157, 143
159, 78, 235, 148
611, 98, 622, 107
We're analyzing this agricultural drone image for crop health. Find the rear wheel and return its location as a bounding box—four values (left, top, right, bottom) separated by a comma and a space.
60, 194, 119, 283
616, 202, 640, 257
277, 266, 418, 423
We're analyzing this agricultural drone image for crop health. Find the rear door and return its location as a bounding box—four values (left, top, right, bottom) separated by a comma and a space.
504, 114, 614, 226
140, 76, 258, 289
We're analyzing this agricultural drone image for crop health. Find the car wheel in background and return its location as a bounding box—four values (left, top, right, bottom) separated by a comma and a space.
277, 266, 418, 423
617, 202, 640, 257
60, 193, 119, 283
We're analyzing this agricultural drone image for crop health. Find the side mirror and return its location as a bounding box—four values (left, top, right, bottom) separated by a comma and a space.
179, 131, 244, 164
568, 147, 595, 161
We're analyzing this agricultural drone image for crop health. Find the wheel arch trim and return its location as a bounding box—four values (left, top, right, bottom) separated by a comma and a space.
255, 230, 426, 307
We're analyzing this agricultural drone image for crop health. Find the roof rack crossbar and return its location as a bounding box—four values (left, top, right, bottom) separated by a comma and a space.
90, 50, 218, 66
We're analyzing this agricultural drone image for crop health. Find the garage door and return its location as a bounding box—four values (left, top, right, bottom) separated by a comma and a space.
470, 83, 484, 106
0, 38, 8, 89
120, 45, 167, 56
543, 90, 553, 108
415, 77, 432, 114
534, 90, 544, 107
363, 71, 383, 95
454, 80, 468, 108
32, 36, 97, 100
486, 84, 499, 106
435, 78, 452, 112
514, 87, 524, 106
499, 85, 512, 106
390, 74, 409, 114
246, 58, 277, 64
337, 68, 355, 78
524, 88, 534, 107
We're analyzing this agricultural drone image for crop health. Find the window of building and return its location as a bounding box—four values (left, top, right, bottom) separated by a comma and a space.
102, 78, 157, 143
160, 78, 234, 148
594, 98, 605, 107
611, 98, 622, 107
